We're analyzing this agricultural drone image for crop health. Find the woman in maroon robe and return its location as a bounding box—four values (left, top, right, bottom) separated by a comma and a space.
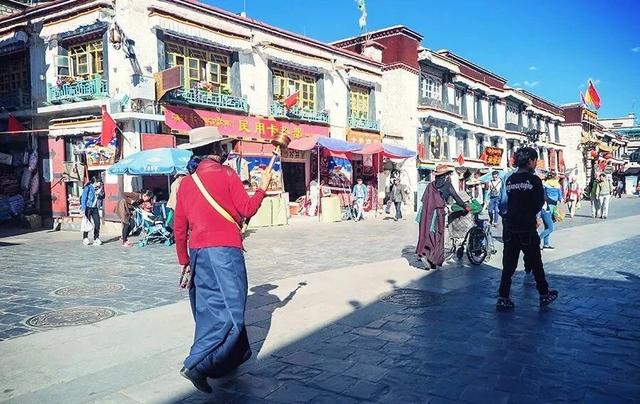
417, 165, 467, 269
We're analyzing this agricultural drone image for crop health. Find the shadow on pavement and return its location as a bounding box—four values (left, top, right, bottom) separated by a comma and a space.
170, 237, 640, 403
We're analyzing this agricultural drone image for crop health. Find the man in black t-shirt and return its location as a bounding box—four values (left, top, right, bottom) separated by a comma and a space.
497, 147, 558, 310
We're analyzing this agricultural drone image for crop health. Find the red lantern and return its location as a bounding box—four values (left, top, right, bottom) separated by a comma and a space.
590, 150, 599, 159
604, 153, 613, 160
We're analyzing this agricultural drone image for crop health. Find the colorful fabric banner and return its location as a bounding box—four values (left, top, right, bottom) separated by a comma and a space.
583, 80, 601, 110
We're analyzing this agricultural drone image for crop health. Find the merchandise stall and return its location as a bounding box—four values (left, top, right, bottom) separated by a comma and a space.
288, 136, 363, 222
359, 143, 415, 213
0, 131, 40, 224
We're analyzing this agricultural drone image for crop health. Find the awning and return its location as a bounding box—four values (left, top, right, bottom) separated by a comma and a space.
0, 31, 27, 56
597, 142, 615, 153
624, 167, 640, 176
358, 143, 415, 159
288, 136, 362, 152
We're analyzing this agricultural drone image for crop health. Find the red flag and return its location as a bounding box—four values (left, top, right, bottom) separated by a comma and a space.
283, 91, 299, 109
100, 106, 117, 146
598, 161, 607, 172
479, 151, 487, 163
585, 80, 601, 109
7, 115, 25, 132
456, 153, 465, 166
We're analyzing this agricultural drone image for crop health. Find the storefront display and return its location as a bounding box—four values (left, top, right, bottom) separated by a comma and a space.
0, 134, 40, 222
244, 156, 283, 193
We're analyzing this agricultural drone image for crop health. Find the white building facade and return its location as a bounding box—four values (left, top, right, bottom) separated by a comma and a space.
1, 0, 386, 224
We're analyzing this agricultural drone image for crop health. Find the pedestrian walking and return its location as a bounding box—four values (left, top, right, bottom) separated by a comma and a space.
539, 173, 561, 250
173, 127, 273, 393
488, 170, 502, 226
351, 177, 368, 221
80, 177, 104, 246
566, 178, 580, 218
416, 164, 468, 269
589, 178, 601, 218
596, 173, 612, 219
497, 147, 558, 310
615, 180, 624, 198
389, 178, 405, 221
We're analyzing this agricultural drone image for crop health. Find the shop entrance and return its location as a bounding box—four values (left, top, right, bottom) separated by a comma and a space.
282, 162, 306, 202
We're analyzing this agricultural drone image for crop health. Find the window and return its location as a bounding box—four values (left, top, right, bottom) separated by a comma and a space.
489, 100, 497, 124
273, 68, 316, 110
506, 104, 519, 124
430, 128, 442, 160
474, 96, 482, 121
457, 133, 469, 157
166, 42, 230, 92
61, 40, 103, 80
454, 88, 464, 112
426, 127, 449, 161
491, 137, 499, 147
0, 52, 29, 100
421, 75, 441, 100
554, 123, 560, 143
475, 134, 484, 157
350, 86, 369, 120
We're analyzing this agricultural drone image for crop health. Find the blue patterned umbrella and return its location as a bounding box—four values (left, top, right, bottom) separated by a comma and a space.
107, 148, 192, 175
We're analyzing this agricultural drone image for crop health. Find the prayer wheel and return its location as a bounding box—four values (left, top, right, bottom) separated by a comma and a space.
265, 132, 291, 173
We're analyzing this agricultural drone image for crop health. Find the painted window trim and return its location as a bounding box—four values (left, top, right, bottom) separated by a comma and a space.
165, 41, 231, 92
272, 67, 317, 110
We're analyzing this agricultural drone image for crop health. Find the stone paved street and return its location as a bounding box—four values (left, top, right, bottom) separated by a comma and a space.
1, 197, 639, 403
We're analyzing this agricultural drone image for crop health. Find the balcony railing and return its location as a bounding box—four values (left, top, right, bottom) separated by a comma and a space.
270, 103, 329, 124
47, 76, 108, 104
419, 97, 462, 116
505, 123, 526, 132
0, 89, 30, 110
167, 88, 249, 113
348, 115, 380, 131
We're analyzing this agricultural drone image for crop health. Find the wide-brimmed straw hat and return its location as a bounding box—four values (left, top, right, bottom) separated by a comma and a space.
177, 127, 234, 150
434, 164, 454, 176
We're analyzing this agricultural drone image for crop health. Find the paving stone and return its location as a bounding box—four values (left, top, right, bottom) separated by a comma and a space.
343, 363, 389, 382
459, 386, 510, 404
264, 382, 324, 403
308, 372, 359, 394
342, 380, 390, 400
220, 374, 283, 399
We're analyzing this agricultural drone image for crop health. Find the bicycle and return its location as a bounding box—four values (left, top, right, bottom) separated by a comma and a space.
444, 208, 496, 266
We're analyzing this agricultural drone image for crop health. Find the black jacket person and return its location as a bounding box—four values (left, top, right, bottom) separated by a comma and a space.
497, 147, 558, 310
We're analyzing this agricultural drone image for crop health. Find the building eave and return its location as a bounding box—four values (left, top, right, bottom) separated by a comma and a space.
161, 0, 384, 68
436, 50, 507, 83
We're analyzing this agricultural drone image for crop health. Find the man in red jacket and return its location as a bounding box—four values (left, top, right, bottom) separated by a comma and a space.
174, 127, 272, 393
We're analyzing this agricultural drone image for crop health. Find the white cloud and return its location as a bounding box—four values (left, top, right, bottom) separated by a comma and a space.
632, 47, 640, 52
524, 80, 540, 88
593, 79, 601, 85
528, 66, 537, 71
512, 82, 521, 87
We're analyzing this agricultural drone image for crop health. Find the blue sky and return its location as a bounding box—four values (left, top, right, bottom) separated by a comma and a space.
205, 0, 640, 119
